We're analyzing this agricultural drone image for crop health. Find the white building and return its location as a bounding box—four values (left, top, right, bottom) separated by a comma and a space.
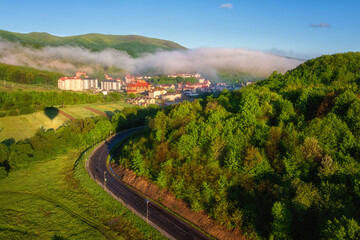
83, 79, 98, 90
161, 92, 182, 102
58, 77, 98, 91
148, 88, 167, 99
101, 80, 122, 91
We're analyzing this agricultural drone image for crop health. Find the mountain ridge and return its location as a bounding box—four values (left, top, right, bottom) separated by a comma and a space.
0, 29, 187, 57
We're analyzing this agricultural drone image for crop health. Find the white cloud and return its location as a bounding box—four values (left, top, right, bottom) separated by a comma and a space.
220, 3, 233, 9
0, 40, 302, 78
309, 23, 331, 28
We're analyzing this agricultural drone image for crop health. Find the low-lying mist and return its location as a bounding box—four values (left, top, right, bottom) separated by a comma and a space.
0, 40, 302, 78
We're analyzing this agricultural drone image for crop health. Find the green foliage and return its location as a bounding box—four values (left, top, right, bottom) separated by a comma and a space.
131, 149, 145, 175
149, 76, 197, 85
112, 52, 360, 239
322, 216, 360, 240
216, 70, 263, 85
0, 90, 127, 116
0, 62, 63, 85
0, 29, 186, 58
2, 116, 113, 173
271, 202, 292, 239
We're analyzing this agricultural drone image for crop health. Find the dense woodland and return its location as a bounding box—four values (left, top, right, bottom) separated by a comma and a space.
115, 52, 360, 239
0, 63, 63, 85
216, 71, 263, 85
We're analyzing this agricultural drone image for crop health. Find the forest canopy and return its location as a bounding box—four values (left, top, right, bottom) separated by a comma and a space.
115, 52, 360, 239
0, 63, 63, 85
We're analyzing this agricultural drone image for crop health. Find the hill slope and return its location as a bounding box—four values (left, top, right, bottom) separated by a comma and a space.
0, 62, 63, 85
113, 52, 360, 239
0, 30, 186, 57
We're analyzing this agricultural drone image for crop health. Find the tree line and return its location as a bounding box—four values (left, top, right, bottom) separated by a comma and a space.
0, 105, 160, 180
0, 91, 128, 117
0, 63, 63, 85
149, 76, 198, 85
115, 52, 360, 239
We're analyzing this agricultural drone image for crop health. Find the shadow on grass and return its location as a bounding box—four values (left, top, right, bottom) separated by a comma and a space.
44, 106, 59, 120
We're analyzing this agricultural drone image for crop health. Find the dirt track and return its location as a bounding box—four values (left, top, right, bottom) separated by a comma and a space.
59, 110, 76, 120
83, 107, 109, 117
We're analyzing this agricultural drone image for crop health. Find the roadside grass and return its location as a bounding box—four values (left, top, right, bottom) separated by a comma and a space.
0, 102, 133, 142
0, 147, 166, 240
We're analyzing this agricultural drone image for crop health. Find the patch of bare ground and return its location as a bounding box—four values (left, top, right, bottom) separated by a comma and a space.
111, 163, 246, 240
58, 110, 76, 120
83, 107, 109, 117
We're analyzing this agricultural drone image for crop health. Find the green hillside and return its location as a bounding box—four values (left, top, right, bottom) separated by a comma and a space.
114, 52, 360, 239
0, 102, 132, 142
0, 30, 186, 57
0, 62, 63, 85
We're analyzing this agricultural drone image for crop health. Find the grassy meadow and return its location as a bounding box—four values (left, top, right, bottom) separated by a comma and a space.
0, 81, 59, 92
0, 102, 133, 142
0, 147, 165, 240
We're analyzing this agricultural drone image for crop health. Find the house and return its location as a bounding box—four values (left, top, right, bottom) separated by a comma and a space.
75, 71, 88, 78
104, 74, 113, 80
148, 88, 167, 98
125, 74, 135, 84
126, 97, 155, 106
126, 81, 151, 94
246, 81, 256, 86
167, 73, 201, 79
161, 92, 182, 102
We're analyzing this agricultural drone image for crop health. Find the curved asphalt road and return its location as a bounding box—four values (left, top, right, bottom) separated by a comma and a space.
88, 128, 211, 240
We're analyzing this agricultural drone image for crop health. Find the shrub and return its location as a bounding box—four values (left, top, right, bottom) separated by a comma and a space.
7, 110, 20, 116
19, 107, 35, 115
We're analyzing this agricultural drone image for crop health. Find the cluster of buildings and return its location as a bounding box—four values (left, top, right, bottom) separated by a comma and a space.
58, 71, 254, 106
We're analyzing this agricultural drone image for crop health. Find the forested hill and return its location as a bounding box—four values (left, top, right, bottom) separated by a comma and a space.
115, 52, 360, 239
0, 62, 63, 85
0, 30, 186, 57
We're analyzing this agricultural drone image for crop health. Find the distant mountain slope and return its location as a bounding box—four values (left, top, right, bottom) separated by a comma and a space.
0, 30, 186, 57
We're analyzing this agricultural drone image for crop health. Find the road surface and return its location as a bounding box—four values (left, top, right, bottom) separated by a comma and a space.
87, 128, 211, 240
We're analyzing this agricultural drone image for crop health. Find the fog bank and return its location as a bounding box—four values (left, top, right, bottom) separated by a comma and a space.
0, 40, 302, 77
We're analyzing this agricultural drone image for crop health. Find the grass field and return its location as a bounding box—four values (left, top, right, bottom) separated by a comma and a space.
0, 147, 165, 240
0, 102, 133, 142
0, 81, 59, 92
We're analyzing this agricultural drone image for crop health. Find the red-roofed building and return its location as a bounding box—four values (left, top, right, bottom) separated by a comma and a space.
126, 81, 151, 94
75, 71, 88, 78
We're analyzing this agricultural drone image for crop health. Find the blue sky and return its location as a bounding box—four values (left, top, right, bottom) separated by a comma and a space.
1, 0, 359, 58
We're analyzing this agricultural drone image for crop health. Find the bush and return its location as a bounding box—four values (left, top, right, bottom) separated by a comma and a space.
7, 110, 20, 116
19, 107, 35, 115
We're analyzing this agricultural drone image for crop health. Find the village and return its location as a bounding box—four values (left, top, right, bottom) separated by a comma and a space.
58, 71, 254, 106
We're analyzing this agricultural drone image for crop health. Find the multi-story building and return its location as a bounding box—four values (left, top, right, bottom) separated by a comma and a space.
126, 80, 151, 94
83, 79, 98, 90
58, 76, 98, 91
101, 80, 122, 91
125, 74, 135, 84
